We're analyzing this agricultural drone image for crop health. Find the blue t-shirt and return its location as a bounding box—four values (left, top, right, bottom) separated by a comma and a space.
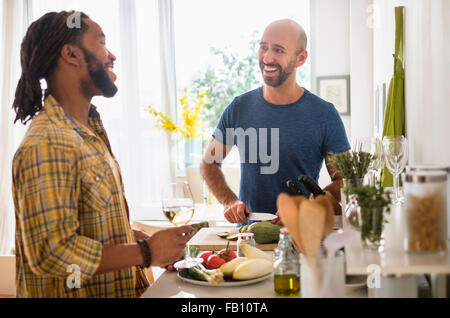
213, 87, 350, 215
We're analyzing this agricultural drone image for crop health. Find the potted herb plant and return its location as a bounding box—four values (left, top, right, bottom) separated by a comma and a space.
352, 182, 391, 251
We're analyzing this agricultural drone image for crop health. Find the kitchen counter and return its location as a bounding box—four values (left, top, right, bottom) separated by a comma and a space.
141, 266, 368, 298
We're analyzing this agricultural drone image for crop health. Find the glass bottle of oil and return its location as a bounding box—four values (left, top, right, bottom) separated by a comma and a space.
273, 227, 300, 297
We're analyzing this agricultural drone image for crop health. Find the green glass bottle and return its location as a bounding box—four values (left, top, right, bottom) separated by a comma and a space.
273, 228, 300, 297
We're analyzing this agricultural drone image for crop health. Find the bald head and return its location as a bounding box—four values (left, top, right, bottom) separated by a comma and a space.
263, 19, 307, 54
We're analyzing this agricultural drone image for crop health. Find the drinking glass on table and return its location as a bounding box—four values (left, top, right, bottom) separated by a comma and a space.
382, 136, 408, 204
162, 182, 195, 226
355, 137, 384, 186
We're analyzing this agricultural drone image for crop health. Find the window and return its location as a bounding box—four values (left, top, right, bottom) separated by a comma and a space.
173, 0, 311, 171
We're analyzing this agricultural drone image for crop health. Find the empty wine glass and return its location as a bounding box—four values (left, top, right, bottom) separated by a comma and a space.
162, 182, 195, 226
355, 137, 384, 186
382, 136, 408, 204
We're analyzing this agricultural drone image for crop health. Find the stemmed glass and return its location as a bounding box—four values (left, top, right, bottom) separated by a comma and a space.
162, 182, 195, 226
382, 136, 408, 204
355, 137, 384, 186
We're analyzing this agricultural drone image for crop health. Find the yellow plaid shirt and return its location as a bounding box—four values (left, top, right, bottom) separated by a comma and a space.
12, 95, 149, 297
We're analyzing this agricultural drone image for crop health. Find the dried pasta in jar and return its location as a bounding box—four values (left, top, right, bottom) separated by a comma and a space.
404, 171, 448, 253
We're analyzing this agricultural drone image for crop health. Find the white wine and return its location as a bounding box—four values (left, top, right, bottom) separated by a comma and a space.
163, 206, 194, 226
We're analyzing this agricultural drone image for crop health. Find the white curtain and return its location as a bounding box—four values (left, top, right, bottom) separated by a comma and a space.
0, 0, 29, 255
157, 0, 177, 181
404, 0, 450, 166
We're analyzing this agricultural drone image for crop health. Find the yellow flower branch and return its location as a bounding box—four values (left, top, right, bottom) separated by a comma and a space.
148, 89, 206, 140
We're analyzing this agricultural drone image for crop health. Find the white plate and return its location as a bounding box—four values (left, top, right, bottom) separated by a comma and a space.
178, 271, 272, 287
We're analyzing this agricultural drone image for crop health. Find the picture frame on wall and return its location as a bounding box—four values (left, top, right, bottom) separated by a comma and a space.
317, 75, 351, 116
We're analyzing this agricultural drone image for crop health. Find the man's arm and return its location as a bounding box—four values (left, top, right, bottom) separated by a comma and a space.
322, 153, 349, 216
200, 139, 236, 206
323, 154, 344, 201
94, 226, 191, 275
200, 138, 249, 223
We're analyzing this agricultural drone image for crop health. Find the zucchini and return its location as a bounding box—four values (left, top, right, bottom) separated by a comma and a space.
216, 232, 230, 238
225, 233, 239, 241
248, 221, 282, 244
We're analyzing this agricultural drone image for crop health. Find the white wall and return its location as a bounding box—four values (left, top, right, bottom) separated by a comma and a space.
310, 0, 351, 187
349, 0, 374, 141
310, 0, 351, 137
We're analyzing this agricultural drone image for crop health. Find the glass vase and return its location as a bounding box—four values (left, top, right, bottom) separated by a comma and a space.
184, 138, 202, 168
342, 178, 364, 231
359, 206, 385, 251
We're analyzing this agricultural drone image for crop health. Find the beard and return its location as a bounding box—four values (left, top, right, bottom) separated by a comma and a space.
80, 46, 118, 98
260, 58, 296, 87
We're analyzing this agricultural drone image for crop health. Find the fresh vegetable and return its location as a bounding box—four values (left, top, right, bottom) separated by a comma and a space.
232, 259, 273, 280
239, 243, 273, 262
225, 233, 239, 241
206, 254, 226, 269
216, 232, 230, 238
247, 221, 282, 244
217, 242, 236, 262
219, 257, 248, 277
179, 246, 224, 285
239, 224, 249, 233
180, 264, 224, 285
198, 251, 213, 264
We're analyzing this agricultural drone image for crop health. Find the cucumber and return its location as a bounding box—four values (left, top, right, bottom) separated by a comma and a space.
248, 221, 282, 244
216, 232, 230, 238
225, 233, 239, 241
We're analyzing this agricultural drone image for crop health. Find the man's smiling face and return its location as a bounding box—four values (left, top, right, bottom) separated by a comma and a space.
258, 20, 307, 88
79, 18, 118, 98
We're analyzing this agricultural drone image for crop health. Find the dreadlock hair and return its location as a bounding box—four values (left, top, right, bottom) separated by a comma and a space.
12, 11, 90, 124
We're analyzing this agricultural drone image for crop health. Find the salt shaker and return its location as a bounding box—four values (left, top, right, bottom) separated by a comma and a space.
236, 232, 256, 257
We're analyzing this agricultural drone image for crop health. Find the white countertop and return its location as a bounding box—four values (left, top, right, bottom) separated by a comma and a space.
345, 241, 450, 276
344, 202, 450, 276
140, 270, 368, 298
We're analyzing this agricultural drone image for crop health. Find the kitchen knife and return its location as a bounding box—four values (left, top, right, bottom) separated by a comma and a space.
244, 212, 278, 221
298, 174, 326, 197
286, 180, 305, 196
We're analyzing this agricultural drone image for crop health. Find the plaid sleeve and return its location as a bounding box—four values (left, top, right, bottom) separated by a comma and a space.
13, 141, 102, 282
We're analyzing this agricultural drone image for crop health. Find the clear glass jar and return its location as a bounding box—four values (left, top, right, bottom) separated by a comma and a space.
273, 228, 300, 297
404, 170, 447, 253
236, 232, 255, 257
408, 165, 450, 241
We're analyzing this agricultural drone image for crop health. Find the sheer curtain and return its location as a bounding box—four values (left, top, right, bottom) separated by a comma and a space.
0, 0, 177, 253
404, 0, 450, 166
0, 0, 29, 255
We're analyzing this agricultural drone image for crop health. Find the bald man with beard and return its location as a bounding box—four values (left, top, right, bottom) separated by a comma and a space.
200, 19, 351, 226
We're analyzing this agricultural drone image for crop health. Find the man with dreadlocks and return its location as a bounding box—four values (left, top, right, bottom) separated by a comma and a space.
11, 11, 191, 298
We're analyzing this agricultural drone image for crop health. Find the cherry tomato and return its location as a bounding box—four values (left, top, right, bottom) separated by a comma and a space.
217, 248, 237, 262
206, 254, 226, 269
198, 251, 213, 265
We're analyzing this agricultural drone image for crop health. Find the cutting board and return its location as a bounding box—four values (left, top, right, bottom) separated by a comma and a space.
187, 227, 278, 251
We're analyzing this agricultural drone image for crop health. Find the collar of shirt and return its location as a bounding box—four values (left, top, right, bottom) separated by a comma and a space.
43, 94, 113, 154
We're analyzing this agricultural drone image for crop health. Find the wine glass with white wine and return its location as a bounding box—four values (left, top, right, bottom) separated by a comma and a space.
162, 182, 195, 227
